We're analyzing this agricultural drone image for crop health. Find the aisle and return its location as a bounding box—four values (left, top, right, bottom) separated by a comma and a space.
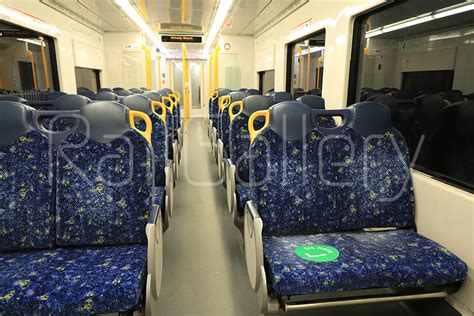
155, 118, 260, 315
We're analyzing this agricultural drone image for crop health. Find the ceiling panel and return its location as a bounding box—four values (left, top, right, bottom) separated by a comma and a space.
42, 0, 139, 32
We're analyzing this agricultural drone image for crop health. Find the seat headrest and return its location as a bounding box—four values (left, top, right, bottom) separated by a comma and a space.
218, 89, 231, 97
229, 91, 249, 103
78, 90, 95, 99
78, 102, 131, 144
142, 92, 162, 102
120, 95, 152, 115
348, 101, 392, 137
238, 88, 248, 91
55, 94, 91, 111
367, 94, 397, 111
0, 101, 34, 145
116, 89, 133, 97
242, 95, 272, 116
159, 88, 173, 95
297, 95, 325, 109
441, 100, 474, 135
130, 88, 144, 94
269, 101, 314, 141
0, 95, 27, 103
98, 88, 113, 92
271, 91, 292, 101
46, 91, 68, 101
113, 87, 125, 92
94, 91, 118, 101
140, 87, 150, 91
246, 89, 260, 95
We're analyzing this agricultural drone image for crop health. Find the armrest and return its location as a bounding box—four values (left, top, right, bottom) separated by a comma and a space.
244, 200, 264, 291
146, 205, 163, 299
225, 159, 236, 215
217, 139, 224, 177
172, 141, 179, 180
165, 159, 174, 218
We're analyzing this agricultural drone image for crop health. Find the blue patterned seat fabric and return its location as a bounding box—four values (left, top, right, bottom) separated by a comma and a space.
153, 186, 166, 209
0, 245, 147, 315
0, 104, 54, 251
56, 130, 153, 246
331, 126, 415, 230
263, 230, 467, 296
249, 114, 337, 235
235, 184, 251, 215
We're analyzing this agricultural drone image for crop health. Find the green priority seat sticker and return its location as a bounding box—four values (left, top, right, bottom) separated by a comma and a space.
294, 245, 340, 262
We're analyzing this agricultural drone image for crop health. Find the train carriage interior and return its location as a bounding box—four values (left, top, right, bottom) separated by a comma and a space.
0, 0, 473, 315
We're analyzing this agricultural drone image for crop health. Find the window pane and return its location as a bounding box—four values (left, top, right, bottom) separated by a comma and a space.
75, 67, 100, 92
352, 0, 474, 190
289, 31, 325, 98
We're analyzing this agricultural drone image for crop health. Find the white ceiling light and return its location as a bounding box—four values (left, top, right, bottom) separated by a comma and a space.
365, 2, 474, 39
202, 0, 234, 56
114, 0, 169, 55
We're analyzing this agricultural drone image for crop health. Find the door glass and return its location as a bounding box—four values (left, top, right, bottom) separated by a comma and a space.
121, 51, 146, 89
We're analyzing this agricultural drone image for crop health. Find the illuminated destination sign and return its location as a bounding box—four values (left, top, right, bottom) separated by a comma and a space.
161, 35, 202, 43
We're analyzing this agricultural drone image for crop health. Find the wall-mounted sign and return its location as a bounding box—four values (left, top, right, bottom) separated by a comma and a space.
124, 44, 139, 49
161, 35, 202, 43
224, 42, 231, 51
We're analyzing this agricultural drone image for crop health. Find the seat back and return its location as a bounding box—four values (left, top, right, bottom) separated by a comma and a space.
143, 91, 174, 158
230, 95, 272, 183
78, 89, 96, 99
220, 91, 249, 153
297, 95, 335, 128
93, 91, 119, 101
112, 87, 125, 92
0, 102, 55, 251
121, 95, 168, 186
0, 95, 27, 103
98, 88, 113, 92
130, 88, 144, 94
55, 101, 154, 246
246, 89, 260, 95
334, 101, 415, 230
159, 89, 180, 135
116, 89, 133, 96
46, 91, 68, 101
271, 91, 292, 101
211, 88, 231, 132
249, 101, 337, 235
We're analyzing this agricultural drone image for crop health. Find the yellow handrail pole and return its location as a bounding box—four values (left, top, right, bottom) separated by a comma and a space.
168, 60, 174, 90
182, 43, 190, 119
26, 50, 38, 89
305, 45, 311, 91
209, 55, 213, 92
39, 38, 50, 90
213, 46, 220, 90
156, 54, 162, 89
141, 44, 152, 89
297, 46, 302, 89
316, 56, 323, 90
201, 62, 205, 108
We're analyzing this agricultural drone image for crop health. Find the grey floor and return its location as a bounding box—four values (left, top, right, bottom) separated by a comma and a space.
155, 118, 460, 316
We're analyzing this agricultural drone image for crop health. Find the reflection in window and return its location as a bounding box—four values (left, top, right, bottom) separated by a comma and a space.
0, 36, 56, 92
75, 67, 100, 92
258, 70, 275, 95
287, 31, 325, 99
351, 0, 474, 190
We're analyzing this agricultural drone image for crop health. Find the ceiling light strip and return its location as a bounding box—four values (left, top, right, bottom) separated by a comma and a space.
365, 3, 474, 39
202, 0, 233, 56
114, 0, 169, 55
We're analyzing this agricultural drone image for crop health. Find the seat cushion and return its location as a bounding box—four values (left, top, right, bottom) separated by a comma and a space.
235, 184, 251, 215
263, 230, 467, 296
153, 186, 166, 209
0, 245, 147, 315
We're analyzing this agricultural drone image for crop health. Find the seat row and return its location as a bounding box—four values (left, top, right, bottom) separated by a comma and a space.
206, 91, 468, 313
0, 91, 179, 314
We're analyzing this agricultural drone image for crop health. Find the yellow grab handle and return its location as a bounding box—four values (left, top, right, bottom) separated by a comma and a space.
128, 110, 152, 145
229, 101, 243, 123
169, 94, 178, 105
209, 91, 218, 100
162, 96, 174, 111
218, 95, 230, 112
248, 110, 270, 144
173, 91, 181, 102
151, 101, 167, 124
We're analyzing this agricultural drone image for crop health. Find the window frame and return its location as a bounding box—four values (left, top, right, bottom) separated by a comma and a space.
346, 1, 474, 193
285, 29, 326, 93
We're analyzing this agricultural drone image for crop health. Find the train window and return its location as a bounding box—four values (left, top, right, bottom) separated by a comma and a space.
349, 0, 474, 191
0, 21, 59, 92
286, 30, 325, 99
75, 67, 100, 92
258, 70, 275, 95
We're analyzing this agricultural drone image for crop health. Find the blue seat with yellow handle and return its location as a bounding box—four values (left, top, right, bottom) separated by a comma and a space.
243, 101, 467, 313
0, 101, 163, 315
